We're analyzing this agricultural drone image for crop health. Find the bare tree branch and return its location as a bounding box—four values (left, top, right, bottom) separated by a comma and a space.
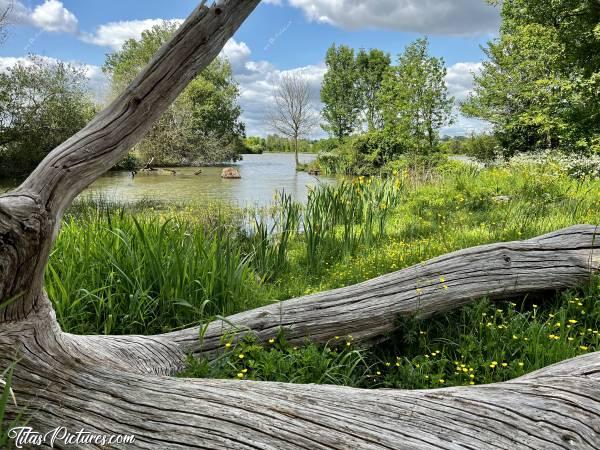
0, 0, 261, 324
269, 72, 319, 165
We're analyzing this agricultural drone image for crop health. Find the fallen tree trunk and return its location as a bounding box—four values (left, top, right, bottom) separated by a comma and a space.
165, 224, 600, 357
2, 297, 600, 449
1, 1, 600, 449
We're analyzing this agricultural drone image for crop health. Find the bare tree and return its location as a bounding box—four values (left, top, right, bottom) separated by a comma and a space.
270, 72, 318, 167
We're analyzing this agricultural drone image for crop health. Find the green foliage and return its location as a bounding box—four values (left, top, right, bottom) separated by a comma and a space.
321, 44, 362, 140
356, 49, 391, 131
319, 39, 453, 174
0, 56, 96, 177
1, 363, 26, 450
103, 21, 245, 166
47, 161, 600, 344
183, 283, 600, 389
103, 21, 181, 95
439, 136, 468, 155
48, 204, 261, 335
317, 130, 407, 175
181, 332, 372, 386
380, 38, 454, 154
113, 152, 140, 171
464, 0, 600, 155
243, 136, 266, 154
303, 178, 403, 269
250, 193, 301, 281
244, 135, 316, 154
463, 133, 501, 165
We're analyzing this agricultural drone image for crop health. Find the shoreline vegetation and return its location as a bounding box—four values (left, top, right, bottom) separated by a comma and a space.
48, 157, 600, 389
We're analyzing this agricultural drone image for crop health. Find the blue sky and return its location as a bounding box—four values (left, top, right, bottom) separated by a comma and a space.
0, 0, 499, 136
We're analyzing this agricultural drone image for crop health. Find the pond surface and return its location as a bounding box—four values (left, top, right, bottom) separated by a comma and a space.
1, 153, 338, 207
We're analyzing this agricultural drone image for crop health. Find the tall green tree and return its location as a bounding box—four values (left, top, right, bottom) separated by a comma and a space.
320, 44, 361, 140
356, 49, 391, 131
380, 38, 454, 153
0, 56, 96, 177
103, 21, 245, 165
463, 0, 600, 155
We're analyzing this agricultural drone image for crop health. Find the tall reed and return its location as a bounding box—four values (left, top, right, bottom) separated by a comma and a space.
48, 209, 260, 335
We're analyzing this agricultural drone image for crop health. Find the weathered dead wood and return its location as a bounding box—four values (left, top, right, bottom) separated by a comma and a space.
0, 0, 261, 324
1, 0, 600, 449
2, 298, 600, 449
165, 224, 600, 357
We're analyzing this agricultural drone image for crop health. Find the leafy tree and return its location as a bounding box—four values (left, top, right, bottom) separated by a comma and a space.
356, 49, 391, 131
265, 134, 292, 152
463, 0, 600, 155
103, 21, 245, 166
320, 44, 361, 140
463, 133, 501, 165
103, 21, 181, 97
0, 56, 96, 177
380, 38, 454, 153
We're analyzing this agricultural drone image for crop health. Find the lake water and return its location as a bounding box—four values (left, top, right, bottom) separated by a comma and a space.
1, 153, 337, 207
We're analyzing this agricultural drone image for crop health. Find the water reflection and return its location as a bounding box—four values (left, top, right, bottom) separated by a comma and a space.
1, 153, 338, 207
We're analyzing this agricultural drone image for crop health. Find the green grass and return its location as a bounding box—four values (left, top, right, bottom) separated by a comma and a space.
45, 159, 600, 389
48, 205, 261, 335
181, 280, 600, 389
1, 363, 25, 450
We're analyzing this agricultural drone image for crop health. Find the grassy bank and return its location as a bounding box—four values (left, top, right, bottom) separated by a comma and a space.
181, 283, 599, 388
47, 159, 600, 388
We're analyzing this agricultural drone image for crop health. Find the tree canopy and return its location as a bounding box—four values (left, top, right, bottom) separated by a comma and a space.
380, 38, 454, 154
0, 56, 97, 177
462, 0, 600, 156
320, 44, 362, 140
103, 21, 246, 166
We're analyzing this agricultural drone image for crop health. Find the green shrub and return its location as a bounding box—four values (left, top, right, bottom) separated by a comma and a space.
463, 133, 502, 165
113, 152, 140, 171
317, 130, 408, 175
383, 152, 448, 176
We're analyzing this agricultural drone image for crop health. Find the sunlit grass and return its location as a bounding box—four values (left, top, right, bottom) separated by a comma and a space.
182, 280, 600, 389
47, 159, 600, 392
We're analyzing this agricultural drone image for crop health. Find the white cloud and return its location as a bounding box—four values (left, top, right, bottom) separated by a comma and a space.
31, 0, 77, 33
445, 61, 482, 102
222, 39, 252, 71
237, 60, 326, 137
441, 62, 489, 136
80, 19, 183, 50
442, 116, 490, 137
1, 0, 78, 33
283, 0, 500, 36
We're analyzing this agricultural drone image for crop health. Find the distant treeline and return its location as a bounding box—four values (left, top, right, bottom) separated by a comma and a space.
242, 135, 319, 154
